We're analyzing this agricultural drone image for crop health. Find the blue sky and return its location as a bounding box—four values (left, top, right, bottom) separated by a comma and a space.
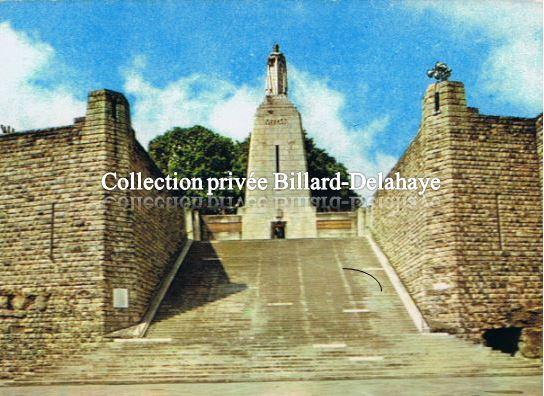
0, 1, 541, 177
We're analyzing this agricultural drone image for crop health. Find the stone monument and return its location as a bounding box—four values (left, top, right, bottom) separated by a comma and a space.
240, 44, 317, 239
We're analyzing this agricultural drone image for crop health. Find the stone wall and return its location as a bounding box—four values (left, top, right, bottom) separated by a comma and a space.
537, 114, 542, 190
0, 122, 106, 379
201, 210, 363, 241
0, 89, 186, 378
316, 211, 358, 238
450, 111, 542, 356
370, 80, 543, 356
102, 139, 186, 333
201, 214, 242, 240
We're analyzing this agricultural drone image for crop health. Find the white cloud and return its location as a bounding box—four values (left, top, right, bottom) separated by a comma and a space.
0, 20, 394, 192
207, 86, 262, 140
482, 38, 541, 109
290, 67, 396, 178
124, 58, 261, 143
407, 0, 542, 112
0, 22, 85, 130
124, 59, 396, 192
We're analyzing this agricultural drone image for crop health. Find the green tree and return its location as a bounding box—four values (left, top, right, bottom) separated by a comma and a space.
232, 136, 250, 179
303, 132, 357, 210
149, 126, 357, 212
148, 125, 239, 200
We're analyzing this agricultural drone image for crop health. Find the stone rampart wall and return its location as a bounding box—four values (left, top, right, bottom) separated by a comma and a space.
450, 113, 542, 354
370, 81, 542, 356
0, 121, 107, 378
0, 89, 186, 378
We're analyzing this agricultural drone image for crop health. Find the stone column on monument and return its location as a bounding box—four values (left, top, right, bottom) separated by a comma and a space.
240, 45, 317, 240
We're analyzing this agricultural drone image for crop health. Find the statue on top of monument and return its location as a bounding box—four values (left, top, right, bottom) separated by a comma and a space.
426, 61, 452, 82
266, 44, 288, 96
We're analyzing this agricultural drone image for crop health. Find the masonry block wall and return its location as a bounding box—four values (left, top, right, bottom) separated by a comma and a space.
537, 115, 542, 189
92, 90, 186, 332
0, 121, 106, 379
121, 143, 186, 329
449, 107, 542, 357
315, 211, 359, 238
200, 210, 363, 241
201, 215, 242, 240
0, 89, 186, 378
370, 87, 460, 330
371, 80, 543, 357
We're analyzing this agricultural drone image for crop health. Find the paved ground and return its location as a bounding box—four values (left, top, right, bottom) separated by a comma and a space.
1, 376, 542, 396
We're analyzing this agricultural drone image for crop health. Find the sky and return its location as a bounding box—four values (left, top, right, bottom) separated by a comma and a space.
0, 0, 542, 179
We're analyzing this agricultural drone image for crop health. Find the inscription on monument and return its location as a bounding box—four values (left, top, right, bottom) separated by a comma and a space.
265, 118, 288, 126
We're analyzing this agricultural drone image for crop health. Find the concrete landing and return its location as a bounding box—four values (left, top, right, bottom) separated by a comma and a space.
6, 238, 542, 389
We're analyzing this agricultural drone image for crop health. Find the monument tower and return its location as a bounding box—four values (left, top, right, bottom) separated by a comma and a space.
240, 44, 317, 239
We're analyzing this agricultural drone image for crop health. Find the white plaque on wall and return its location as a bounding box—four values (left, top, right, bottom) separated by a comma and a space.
113, 288, 129, 308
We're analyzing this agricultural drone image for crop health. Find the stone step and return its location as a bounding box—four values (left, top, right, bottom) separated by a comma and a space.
11, 238, 541, 386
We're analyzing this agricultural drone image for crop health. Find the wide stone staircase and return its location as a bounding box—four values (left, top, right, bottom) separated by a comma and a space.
10, 238, 542, 385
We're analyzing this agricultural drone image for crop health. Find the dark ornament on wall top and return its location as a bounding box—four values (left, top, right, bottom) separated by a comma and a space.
427, 62, 452, 82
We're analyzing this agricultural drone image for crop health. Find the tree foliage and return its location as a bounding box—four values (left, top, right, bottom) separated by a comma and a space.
303, 132, 357, 209
149, 125, 238, 199
148, 125, 357, 210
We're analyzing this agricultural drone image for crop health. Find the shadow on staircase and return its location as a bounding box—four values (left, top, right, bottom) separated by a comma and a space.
150, 242, 247, 325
